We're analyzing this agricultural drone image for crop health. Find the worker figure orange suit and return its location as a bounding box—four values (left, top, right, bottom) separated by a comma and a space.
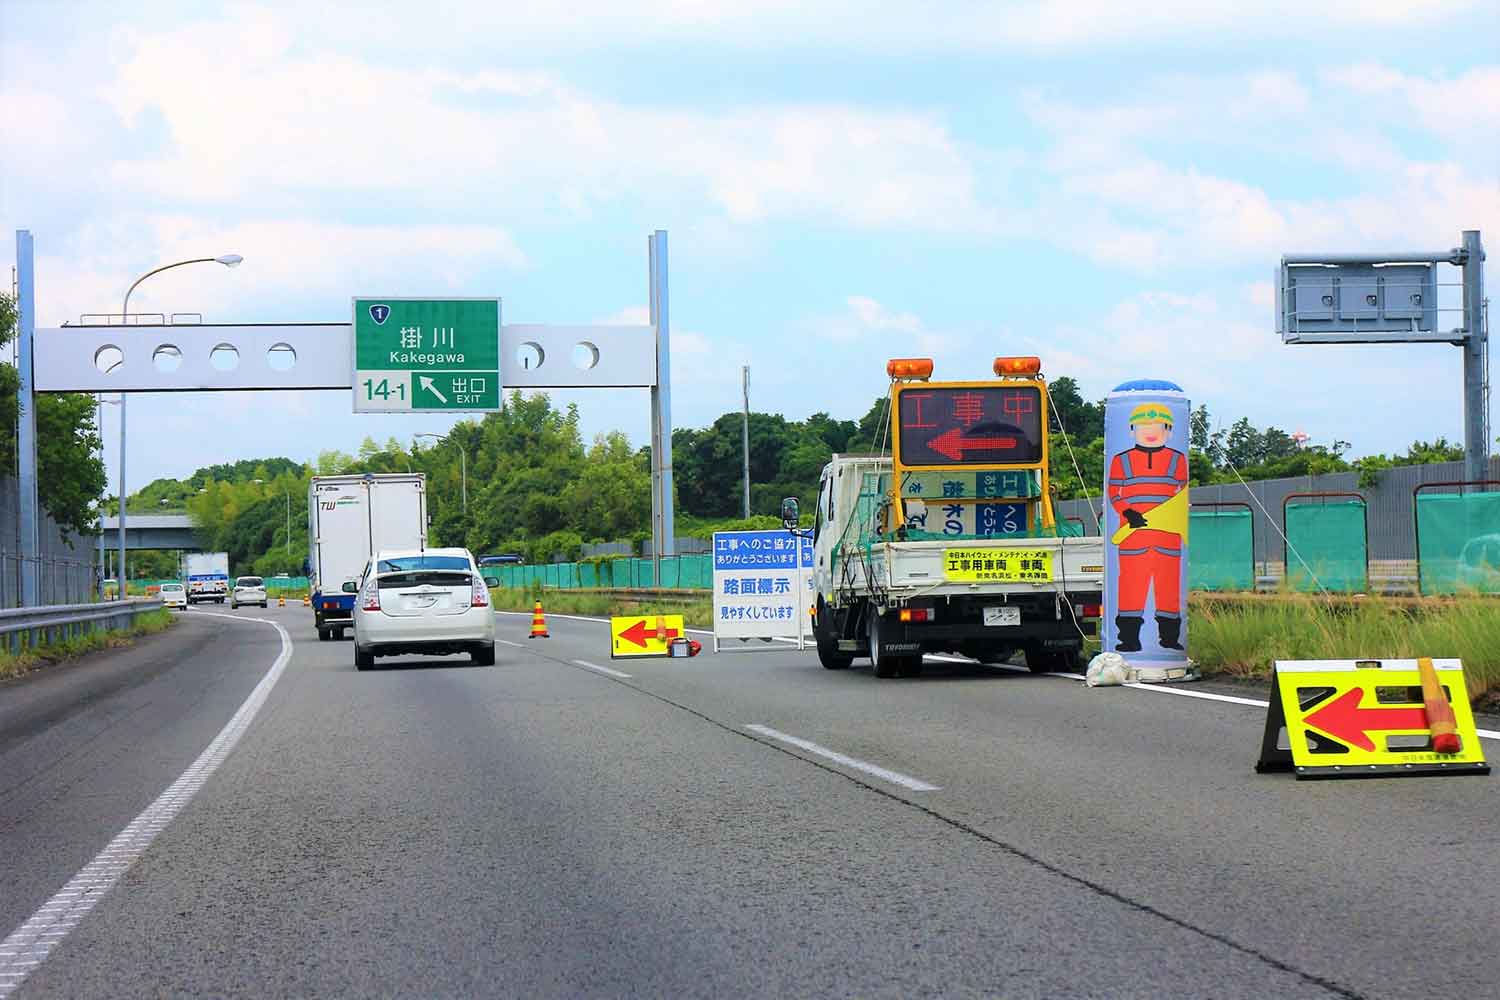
1108, 403, 1187, 652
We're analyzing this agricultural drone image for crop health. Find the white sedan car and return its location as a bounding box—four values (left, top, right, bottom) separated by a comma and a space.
159, 582, 188, 610
351, 548, 495, 670
231, 575, 268, 609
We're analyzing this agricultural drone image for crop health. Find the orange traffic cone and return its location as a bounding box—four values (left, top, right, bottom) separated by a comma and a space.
278, 595, 286, 607
655, 615, 667, 642
529, 601, 550, 639
302, 595, 310, 607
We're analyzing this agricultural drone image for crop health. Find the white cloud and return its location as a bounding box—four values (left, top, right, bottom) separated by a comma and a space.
1324, 63, 1500, 143
82, 9, 990, 234
32, 216, 525, 326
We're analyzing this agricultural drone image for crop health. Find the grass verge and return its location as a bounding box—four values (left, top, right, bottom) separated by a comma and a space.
1189, 595, 1500, 701
489, 587, 713, 630
0, 608, 177, 682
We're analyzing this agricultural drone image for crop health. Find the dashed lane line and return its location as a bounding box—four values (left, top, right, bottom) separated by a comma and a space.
744, 724, 940, 792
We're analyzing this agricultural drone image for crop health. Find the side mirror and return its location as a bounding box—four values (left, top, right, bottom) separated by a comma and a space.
780, 497, 800, 528
341, 580, 359, 593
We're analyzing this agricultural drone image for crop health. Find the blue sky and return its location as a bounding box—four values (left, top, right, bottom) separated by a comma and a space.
2, 0, 1496, 490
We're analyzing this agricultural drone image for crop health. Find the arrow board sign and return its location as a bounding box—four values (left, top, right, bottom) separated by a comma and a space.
610, 615, 686, 658
353, 297, 501, 413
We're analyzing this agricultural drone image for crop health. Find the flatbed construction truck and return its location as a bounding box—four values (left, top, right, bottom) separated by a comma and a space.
308, 473, 427, 640
783, 356, 1105, 678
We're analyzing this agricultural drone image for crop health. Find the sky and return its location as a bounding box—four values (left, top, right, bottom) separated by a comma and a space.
2, 0, 1497, 493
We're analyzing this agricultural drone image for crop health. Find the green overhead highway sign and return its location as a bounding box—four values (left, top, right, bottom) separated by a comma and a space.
352, 297, 501, 412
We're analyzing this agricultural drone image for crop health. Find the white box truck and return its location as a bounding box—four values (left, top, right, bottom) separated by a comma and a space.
183, 551, 230, 604
308, 473, 427, 640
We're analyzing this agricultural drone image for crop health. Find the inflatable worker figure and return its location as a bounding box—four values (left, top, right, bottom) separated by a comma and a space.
1108, 402, 1187, 652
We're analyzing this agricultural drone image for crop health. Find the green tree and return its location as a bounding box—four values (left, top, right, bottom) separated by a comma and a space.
0, 293, 109, 536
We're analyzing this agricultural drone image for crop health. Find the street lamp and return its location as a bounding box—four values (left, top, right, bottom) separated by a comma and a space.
414, 433, 466, 513
116, 254, 242, 598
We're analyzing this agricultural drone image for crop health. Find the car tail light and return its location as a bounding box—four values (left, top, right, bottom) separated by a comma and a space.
1077, 603, 1102, 619
471, 578, 490, 607
899, 607, 932, 623
361, 584, 380, 611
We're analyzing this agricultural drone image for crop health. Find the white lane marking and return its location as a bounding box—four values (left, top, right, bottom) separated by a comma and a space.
495, 611, 1500, 742
0, 611, 292, 999
1121, 682, 1272, 709
573, 659, 632, 679
496, 638, 524, 647
745, 724, 940, 792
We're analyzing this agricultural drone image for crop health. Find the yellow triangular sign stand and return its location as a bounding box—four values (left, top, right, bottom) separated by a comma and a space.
1256, 658, 1490, 780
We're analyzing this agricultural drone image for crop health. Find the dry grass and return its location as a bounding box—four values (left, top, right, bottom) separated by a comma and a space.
1189, 595, 1500, 698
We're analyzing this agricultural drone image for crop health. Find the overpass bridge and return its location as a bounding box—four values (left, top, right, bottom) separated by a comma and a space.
97, 514, 203, 551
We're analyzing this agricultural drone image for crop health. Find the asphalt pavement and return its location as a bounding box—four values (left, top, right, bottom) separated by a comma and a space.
2, 604, 1497, 999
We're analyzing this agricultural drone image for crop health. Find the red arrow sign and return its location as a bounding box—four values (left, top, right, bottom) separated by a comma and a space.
928, 428, 1019, 462
619, 619, 681, 649
1303, 688, 1429, 751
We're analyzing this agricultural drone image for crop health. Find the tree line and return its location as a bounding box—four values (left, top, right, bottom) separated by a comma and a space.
117, 379, 1484, 577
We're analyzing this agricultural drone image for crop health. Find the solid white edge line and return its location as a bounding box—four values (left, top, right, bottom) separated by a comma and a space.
573, 659, 632, 679
0, 611, 292, 999
495, 612, 1500, 743
745, 724, 940, 792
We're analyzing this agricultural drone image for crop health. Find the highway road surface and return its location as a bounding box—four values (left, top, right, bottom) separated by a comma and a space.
2, 605, 1497, 999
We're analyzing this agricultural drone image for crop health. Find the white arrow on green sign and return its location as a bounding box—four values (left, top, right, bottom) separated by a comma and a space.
352, 297, 501, 412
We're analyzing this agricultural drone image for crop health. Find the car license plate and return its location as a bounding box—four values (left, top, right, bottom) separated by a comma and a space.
983, 606, 1020, 627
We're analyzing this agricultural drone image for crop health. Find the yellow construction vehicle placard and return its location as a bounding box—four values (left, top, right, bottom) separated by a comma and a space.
943, 548, 1053, 583
1255, 659, 1490, 779
610, 615, 687, 658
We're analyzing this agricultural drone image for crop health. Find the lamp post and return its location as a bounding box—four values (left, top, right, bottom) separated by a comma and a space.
414, 433, 466, 513
116, 254, 242, 598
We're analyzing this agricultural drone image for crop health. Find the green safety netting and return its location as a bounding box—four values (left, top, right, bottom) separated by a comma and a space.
1416, 491, 1500, 595
485, 555, 714, 591
1188, 510, 1254, 592
1285, 500, 1368, 593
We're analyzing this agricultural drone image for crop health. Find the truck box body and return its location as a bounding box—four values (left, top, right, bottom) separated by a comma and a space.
183, 551, 230, 604
308, 473, 427, 633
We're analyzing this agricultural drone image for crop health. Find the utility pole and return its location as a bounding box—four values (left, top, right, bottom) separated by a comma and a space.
648, 231, 674, 580
1460, 230, 1489, 483
741, 365, 751, 519
15, 232, 38, 606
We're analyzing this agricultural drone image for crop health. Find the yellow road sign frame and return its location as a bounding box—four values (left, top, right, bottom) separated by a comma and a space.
610, 614, 687, 659
1256, 659, 1490, 779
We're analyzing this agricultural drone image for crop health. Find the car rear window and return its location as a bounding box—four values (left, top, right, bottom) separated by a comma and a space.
161, 584, 184, 591
377, 555, 471, 573
237, 577, 263, 587
374, 555, 474, 589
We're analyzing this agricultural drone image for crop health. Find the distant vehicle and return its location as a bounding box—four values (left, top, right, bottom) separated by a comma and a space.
478, 554, 525, 566
159, 582, 188, 610
309, 473, 427, 641
351, 548, 495, 670
231, 576, 269, 609
183, 552, 230, 604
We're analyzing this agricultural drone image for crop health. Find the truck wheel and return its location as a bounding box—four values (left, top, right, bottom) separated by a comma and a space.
317, 628, 330, 641
814, 599, 852, 669
868, 612, 901, 679
1024, 642, 1081, 673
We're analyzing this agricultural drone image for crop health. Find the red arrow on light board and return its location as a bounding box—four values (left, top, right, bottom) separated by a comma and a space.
928, 428, 1019, 462
1302, 688, 1429, 751
619, 619, 680, 649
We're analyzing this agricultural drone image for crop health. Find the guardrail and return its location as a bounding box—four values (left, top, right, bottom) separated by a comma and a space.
0, 598, 164, 653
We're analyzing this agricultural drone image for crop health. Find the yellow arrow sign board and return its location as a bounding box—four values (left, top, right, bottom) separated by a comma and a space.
1255, 659, 1490, 779
610, 615, 687, 659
